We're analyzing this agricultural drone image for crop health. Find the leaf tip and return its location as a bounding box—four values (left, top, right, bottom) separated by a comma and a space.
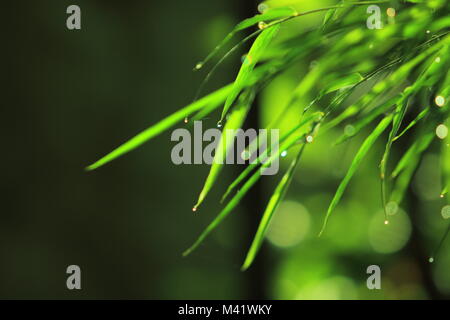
84, 163, 97, 172
182, 249, 191, 257
240, 264, 249, 272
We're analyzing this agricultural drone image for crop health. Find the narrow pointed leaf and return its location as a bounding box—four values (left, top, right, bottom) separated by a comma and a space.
334, 95, 400, 145
185, 132, 310, 256
193, 91, 254, 210
194, 7, 296, 70
242, 145, 305, 271
86, 85, 232, 171
222, 112, 323, 202
393, 107, 430, 142
380, 97, 410, 219
220, 24, 281, 122
319, 115, 393, 236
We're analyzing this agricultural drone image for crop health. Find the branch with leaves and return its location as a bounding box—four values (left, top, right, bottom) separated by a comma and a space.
87, 0, 450, 270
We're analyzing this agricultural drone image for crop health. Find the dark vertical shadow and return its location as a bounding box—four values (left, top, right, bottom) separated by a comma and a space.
234, 0, 268, 300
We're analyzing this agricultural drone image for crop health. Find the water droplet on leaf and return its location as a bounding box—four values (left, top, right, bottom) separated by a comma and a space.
258, 21, 267, 30
386, 8, 396, 17
241, 150, 251, 161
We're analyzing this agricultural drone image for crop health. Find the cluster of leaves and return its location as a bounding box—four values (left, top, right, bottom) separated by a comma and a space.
87, 0, 450, 270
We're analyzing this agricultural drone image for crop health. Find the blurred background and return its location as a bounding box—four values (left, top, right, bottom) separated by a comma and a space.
2, 0, 449, 299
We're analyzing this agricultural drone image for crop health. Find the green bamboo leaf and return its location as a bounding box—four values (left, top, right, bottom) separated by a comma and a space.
429, 223, 450, 263
241, 145, 305, 271
221, 112, 323, 202
321, 7, 336, 30
193, 90, 254, 211
194, 7, 296, 70
185, 128, 312, 256
184, 143, 299, 257
334, 95, 400, 145
441, 186, 448, 199
390, 156, 421, 204
219, 24, 281, 123
380, 97, 410, 220
320, 106, 359, 135
183, 168, 261, 257
235, 7, 297, 30
392, 107, 430, 142
300, 72, 364, 131
381, 49, 447, 216
391, 130, 434, 179
319, 115, 393, 236
335, 46, 445, 148
390, 118, 436, 204
321, 73, 364, 96
333, 35, 449, 144
295, 72, 363, 129
85, 84, 232, 171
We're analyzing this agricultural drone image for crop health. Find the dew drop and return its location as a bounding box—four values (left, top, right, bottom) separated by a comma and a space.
192, 207, 198, 212
217, 120, 223, 128
241, 150, 251, 161
306, 135, 314, 144
241, 54, 252, 65
386, 8, 396, 17
426, 30, 431, 34
435, 95, 445, 107
281, 150, 288, 157
194, 63, 203, 70
184, 117, 189, 124
435, 57, 441, 63
384, 220, 389, 225
258, 21, 268, 30
429, 257, 434, 263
